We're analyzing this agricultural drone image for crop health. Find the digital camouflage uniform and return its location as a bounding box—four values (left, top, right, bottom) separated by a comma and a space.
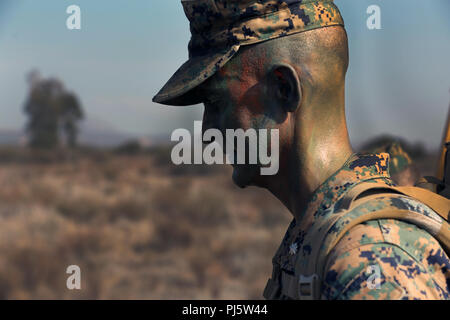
153, 0, 450, 300
366, 141, 418, 186
267, 153, 450, 299
366, 141, 413, 176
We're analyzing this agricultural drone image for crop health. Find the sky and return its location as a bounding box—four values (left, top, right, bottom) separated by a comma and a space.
0, 0, 449, 149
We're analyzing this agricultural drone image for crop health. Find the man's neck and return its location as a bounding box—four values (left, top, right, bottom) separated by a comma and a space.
292, 139, 353, 221
266, 119, 353, 222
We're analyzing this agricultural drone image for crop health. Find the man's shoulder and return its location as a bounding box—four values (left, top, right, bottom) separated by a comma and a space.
321, 201, 450, 299
319, 191, 444, 263
327, 217, 443, 269
331, 192, 442, 252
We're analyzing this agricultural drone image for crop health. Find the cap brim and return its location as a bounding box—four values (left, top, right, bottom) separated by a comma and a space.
152, 45, 240, 106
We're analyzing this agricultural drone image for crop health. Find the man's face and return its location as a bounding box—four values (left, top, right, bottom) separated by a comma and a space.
199, 50, 291, 188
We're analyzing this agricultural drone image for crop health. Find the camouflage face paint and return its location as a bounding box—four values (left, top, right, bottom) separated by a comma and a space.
201, 49, 288, 188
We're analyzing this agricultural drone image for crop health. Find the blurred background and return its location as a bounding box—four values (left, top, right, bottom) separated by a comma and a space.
0, 0, 448, 299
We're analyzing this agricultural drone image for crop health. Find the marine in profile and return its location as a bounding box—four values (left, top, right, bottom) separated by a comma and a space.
153, 0, 450, 300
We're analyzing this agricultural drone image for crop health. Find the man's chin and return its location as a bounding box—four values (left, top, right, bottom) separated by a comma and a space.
231, 164, 259, 189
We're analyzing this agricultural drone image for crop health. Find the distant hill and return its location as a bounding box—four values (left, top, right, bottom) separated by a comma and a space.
0, 129, 23, 146
78, 118, 170, 147
0, 117, 170, 148
78, 118, 135, 147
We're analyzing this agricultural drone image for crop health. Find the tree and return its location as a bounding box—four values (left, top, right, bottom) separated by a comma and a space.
23, 71, 84, 149
59, 92, 84, 148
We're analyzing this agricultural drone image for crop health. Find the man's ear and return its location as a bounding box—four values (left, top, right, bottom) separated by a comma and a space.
267, 64, 302, 113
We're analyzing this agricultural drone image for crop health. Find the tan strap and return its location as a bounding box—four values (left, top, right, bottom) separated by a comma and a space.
415, 177, 438, 194
339, 183, 401, 211
394, 186, 450, 220
341, 183, 450, 221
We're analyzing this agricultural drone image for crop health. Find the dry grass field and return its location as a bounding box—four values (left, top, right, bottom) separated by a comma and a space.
0, 147, 291, 299
0, 143, 437, 299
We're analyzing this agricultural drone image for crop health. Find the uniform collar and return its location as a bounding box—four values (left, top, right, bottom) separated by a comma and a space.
297, 152, 393, 232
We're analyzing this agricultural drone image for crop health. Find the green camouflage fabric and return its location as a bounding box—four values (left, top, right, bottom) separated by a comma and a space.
153, 0, 344, 106
368, 141, 413, 176
269, 153, 450, 300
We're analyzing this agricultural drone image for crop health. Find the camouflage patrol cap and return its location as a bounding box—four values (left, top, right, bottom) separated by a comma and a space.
152, 0, 344, 106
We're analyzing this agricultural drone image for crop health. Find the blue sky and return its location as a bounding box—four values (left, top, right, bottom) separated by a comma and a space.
0, 0, 449, 149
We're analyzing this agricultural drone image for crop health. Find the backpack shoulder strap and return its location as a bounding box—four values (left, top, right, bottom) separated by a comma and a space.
340, 183, 450, 221
290, 182, 450, 300
394, 186, 450, 220
313, 207, 450, 279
